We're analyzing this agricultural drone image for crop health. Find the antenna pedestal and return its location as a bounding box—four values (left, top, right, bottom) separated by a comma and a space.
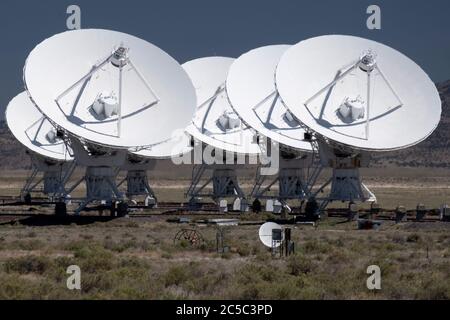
118, 157, 157, 206
187, 164, 248, 212
315, 141, 376, 204
65, 166, 125, 215
21, 153, 75, 201
327, 168, 375, 202
126, 171, 155, 198
252, 150, 321, 213
85, 167, 121, 199
66, 138, 127, 214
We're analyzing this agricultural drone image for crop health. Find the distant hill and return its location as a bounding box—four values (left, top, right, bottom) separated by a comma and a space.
0, 121, 31, 169
0, 80, 449, 171
371, 80, 450, 167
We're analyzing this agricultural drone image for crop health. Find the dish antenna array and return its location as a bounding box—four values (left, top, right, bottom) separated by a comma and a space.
5, 31, 441, 215
183, 57, 260, 212
6, 92, 75, 201
22, 29, 196, 214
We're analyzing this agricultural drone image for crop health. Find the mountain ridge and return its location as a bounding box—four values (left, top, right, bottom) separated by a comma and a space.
0, 80, 449, 170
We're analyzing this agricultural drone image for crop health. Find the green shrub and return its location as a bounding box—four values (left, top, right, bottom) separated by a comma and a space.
220, 252, 232, 259
125, 221, 139, 228
236, 244, 251, 257
303, 240, 331, 254
161, 252, 173, 259
26, 231, 37, 238
0, 274, 37, 299
406, 233, 421, 243
70, 244, 114, 273
80, 234, 94, 240
164, 266, 189, 287
103, 239, 136, 253
177, 240, 190, 249
10, 240, 44, 251
119, 257, 148, 269
81, 272, 114, 294
236, 284, 260, 299
287, 254, 313, 276
4, 256, 51, 275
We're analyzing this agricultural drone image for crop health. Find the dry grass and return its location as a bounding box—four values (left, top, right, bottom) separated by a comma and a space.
0, 217, 449, 300
0, 168, 449, 299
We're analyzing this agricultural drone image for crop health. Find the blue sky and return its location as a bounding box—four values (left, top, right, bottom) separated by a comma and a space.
0, 0, 449, 118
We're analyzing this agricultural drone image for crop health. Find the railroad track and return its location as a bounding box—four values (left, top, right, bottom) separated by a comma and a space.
0, 196, 447, 222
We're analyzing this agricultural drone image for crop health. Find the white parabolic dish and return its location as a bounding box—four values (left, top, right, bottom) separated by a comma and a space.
24, 29, 197, 149
226, 45, 312, 152
132, 129, 192, 160
258, 222, 283, 248
6, 92, 73, 162
276, 35, 442, 151
183, 57, 260, 155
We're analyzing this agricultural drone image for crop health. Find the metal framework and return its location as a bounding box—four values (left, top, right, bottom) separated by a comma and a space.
55, 46, 160, 138
251, 137, 322, 212
187, 164, 248, 211
64, 138, 128, 214
313, 140, 376, 209
304, 51, 403, 140
117, 157, 158, 206
21, 153, 76, 201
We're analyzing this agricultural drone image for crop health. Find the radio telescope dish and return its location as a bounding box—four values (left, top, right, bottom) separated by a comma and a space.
183, 57, 260, 155
259, 222, 283, 248
6, 92, 73, 161
24, 29, 196, 149
226, 45, 312, 152
132, 130, 192, 159
276, 35, 442, 151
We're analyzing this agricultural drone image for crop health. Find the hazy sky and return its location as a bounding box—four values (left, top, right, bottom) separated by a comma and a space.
0, 0, 449, 118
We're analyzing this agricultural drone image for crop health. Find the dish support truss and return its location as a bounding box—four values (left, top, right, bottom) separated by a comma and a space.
251, 138, 322, 213
313, 140, 376, 208
64, 138, 127, 214
21, 153, 76, 201
117, 158, 157, 207
187, 164, 248, 212
304, 50, 403, 141
55, 45, 160, 138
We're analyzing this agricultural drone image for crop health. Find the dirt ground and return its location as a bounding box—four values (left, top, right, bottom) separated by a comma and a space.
0, 167, 450, 209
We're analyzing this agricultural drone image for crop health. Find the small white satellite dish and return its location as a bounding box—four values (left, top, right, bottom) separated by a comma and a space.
226, 45, 312, 152
183, 57, 260, 155
24, 29, 197, 150
6, 92, 73, 161
276, 35, 442, 151
258, 222, 283, 248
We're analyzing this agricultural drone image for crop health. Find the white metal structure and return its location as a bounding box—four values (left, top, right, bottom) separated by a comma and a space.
183, 57, 260, 211
119, 131, 193, 206
24, 29, 197, 213
25, 29, 196, 149
276, 35, 442, 204
6, 92, 75, 200
226, 45, 321, 212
